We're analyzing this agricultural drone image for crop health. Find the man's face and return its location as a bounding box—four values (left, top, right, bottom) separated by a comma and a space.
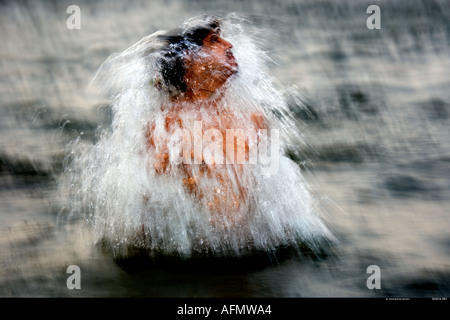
183, 30, 238, 99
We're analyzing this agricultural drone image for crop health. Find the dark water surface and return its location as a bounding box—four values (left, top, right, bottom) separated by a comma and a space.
1, 0, 450, 297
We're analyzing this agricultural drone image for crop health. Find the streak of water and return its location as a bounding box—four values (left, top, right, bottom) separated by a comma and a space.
57, 14, 335, 259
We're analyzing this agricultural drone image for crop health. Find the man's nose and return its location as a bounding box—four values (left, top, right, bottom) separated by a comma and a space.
220, 38, 233, 49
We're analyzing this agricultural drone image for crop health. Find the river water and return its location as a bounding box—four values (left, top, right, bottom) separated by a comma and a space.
1, 0, 449, 297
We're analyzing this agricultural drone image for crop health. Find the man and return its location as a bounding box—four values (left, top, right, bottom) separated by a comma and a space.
65, 14, 333, 257
146, 15, 268, 226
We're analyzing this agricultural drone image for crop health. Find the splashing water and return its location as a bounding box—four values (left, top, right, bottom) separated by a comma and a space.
57, 14, 335, 260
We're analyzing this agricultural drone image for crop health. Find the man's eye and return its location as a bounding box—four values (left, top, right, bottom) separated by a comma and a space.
210, 35, 219, 43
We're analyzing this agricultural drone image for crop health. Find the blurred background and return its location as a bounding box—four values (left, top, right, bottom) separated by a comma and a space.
0, 0, 449, 297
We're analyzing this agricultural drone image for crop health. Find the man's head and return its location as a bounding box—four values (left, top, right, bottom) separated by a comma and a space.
157, 15, 238, 100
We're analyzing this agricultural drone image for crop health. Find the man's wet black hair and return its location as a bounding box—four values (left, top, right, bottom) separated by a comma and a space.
157, 16, 222, 94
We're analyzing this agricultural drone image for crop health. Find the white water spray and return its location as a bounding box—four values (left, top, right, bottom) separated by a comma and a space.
58, 14, 335, 259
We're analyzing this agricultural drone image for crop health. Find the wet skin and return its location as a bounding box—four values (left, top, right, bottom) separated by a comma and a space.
182, 30, 238, 101
146, 30, 267, 224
